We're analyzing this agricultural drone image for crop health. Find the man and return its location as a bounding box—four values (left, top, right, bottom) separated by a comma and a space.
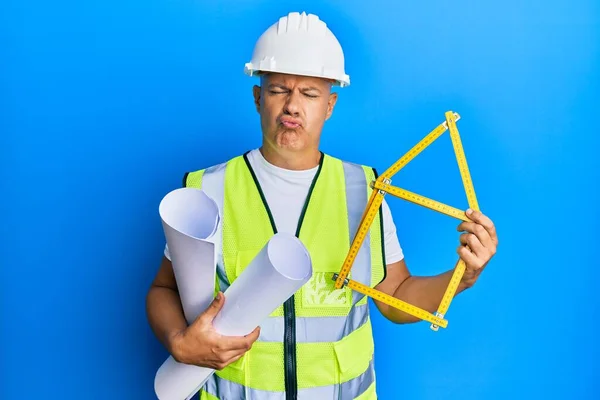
146, 11, 498, 400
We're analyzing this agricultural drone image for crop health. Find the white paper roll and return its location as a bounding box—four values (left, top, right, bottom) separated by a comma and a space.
159, 188, 220, 324
212, 232, 313, 336
154, 187, 312, 400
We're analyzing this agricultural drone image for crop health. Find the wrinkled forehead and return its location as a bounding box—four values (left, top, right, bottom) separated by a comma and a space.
260, 72, 333, 91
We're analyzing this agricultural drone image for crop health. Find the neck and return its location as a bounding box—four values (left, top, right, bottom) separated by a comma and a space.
259, 145, 321, 171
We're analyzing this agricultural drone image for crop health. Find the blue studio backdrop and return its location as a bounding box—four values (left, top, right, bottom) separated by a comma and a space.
2, 0, 599, 399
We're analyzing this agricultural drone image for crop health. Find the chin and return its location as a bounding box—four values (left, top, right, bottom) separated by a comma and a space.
275, 130, 306, 150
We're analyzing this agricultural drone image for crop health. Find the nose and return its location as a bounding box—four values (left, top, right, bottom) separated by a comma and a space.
283, 90, 301, 116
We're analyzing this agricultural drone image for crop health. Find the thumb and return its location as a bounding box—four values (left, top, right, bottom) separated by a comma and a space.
198, 292, 225, 324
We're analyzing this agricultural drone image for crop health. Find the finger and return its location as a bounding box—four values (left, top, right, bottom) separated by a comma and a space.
245, 325, 261, 342
218, 348, 248, 363
216, 353, 244, 370
457, 245, 483, 271
219, 326, 261, 351
459, 233, 487, 259
457, 222, 495, 250
225, 353, 244, 365
198, 292, 225, 324
466, 209, 498, 245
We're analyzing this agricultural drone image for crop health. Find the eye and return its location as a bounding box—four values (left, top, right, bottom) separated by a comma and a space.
269, 88, 287, 95
304, 93, 318, 98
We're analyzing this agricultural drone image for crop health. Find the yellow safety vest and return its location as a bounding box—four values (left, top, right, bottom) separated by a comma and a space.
184, 151, 386, 400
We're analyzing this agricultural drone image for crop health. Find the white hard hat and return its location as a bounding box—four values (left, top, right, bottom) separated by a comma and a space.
244, 12, 350, 87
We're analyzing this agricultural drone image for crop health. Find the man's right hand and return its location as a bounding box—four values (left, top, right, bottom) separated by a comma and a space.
168, 292, 261, 370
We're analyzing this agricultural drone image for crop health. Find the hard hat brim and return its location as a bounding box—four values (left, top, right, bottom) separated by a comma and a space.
244, 63, 350, 88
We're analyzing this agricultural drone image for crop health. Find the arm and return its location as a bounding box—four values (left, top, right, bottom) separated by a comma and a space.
145, 256, 189, 356
373, 259, 470, 324
145, 256, 260, 369
374, 209, 498, 324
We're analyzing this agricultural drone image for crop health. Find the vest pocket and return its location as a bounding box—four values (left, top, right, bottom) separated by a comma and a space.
227, 352, 247, 371
215, 347, 249, 385
332, 319, 374, 382
302, 271, 352, 309
234, 249, 261, 279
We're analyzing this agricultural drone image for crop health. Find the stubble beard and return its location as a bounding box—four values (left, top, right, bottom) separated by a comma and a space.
275, 128, 306, 151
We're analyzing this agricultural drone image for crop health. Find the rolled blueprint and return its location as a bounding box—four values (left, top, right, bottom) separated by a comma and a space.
154, 188, 313, 400
159, 187, 220, 324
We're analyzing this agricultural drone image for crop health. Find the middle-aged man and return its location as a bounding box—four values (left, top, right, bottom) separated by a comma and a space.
146, 11, 499, 400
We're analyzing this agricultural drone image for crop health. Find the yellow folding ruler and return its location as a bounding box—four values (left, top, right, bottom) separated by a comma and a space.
333, 111, 480, 331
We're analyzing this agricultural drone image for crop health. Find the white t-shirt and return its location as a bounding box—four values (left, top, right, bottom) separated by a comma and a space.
165, 149, 404, 265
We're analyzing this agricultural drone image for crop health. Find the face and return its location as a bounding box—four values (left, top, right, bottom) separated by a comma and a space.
253, 73, 338, 153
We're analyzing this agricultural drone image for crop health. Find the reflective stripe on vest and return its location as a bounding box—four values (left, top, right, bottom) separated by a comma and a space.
203, 359, 376, 400
185, 152, 385, 398
342, 160, 373, 306
257, 302, 368, 343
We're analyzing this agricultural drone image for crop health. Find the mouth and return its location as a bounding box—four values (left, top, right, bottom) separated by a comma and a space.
280, 118, 302, 129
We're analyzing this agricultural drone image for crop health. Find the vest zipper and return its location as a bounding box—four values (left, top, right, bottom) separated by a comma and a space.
242, 151, 325, 400
284, 297, 297, 400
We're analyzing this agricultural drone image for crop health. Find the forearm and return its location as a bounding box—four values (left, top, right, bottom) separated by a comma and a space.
145, 285, 188, 355
386, 270, 468, 324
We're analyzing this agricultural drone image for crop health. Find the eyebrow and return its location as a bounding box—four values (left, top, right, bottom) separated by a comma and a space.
268, 84, 322, 93
267, 84, 287, 90
302, 86, 322, 93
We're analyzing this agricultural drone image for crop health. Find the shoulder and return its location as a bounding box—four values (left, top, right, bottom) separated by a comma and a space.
325, 152, 376, 168
183, 152, 250, 188
324, 153, 379, 179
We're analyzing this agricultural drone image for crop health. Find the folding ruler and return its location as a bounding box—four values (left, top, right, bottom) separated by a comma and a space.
333, 111, 479, 330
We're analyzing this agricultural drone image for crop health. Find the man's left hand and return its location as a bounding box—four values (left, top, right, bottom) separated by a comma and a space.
456, 209, 498, 288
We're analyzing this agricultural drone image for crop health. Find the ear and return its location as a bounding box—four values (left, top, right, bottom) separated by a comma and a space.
252, 85, 261, 113
325, 92, 338, 120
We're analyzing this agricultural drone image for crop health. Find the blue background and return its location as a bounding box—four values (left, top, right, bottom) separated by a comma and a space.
2, 0, 598, 399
